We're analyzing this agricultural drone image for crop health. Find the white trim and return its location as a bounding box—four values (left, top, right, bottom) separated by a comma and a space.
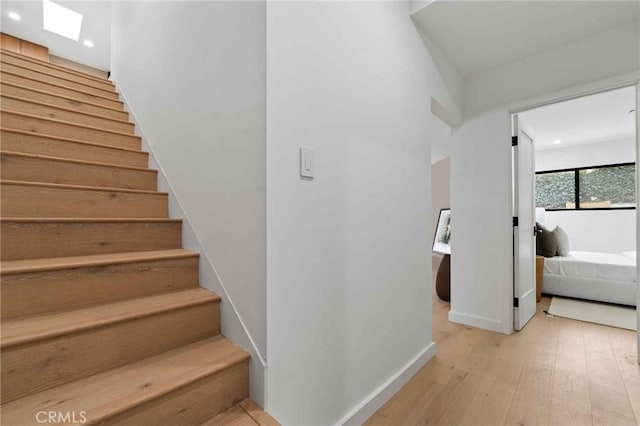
505, 71, 640, 336
448, 310, 510, 334
336, 342, 436, 426
111, 79, 267, 404
507, 71, 640, 115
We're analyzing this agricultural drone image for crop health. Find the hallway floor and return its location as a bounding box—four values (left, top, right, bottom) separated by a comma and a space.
366, 289, 639, 425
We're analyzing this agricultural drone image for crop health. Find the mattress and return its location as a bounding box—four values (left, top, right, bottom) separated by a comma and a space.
543, 274, 637, 306
543, 251, 636, 283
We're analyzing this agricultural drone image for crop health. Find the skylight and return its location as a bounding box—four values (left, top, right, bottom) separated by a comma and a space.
43, 0, 83, 41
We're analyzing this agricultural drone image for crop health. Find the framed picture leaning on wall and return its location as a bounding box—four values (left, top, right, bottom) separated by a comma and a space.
433, 208, 451, 255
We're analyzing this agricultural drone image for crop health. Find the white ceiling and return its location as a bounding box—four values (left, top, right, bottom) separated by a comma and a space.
520, 86, 636, 151
413, 1, 640, 78
0, 0, 111, 70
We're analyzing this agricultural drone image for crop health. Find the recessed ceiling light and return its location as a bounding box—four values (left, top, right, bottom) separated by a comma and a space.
43, 0, 83, 41
553, 139, 562, 145
8, 11, 21, 21
83, 39, 94, 48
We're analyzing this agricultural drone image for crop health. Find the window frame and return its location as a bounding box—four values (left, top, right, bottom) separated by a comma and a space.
535, 161, 636, 211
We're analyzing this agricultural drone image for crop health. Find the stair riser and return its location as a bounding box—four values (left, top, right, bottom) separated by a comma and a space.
1, 221, 182, 260
1, 96, 134, 133
1, 302, 220, 403
1, 154, 157, 191
1, 256, 200, 318
1, 184, 168, 218
1, 131, 147, 168
1, 73, 122, 109
1, 53, 115, 92
104, 361, 249, 425
1, 84, 128, 120
1, 64, 119, 99
1, 112, 140, 150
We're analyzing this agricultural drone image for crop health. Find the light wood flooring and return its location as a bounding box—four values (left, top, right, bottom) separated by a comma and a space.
366, 286, 639, 425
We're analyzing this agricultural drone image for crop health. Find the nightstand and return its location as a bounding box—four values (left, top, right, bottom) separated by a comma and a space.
535, 255, 544, 302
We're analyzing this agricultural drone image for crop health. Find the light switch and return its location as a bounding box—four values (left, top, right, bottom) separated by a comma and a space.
300, 147, 314, 178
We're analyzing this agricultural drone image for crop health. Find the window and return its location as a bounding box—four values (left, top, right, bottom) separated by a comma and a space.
535, 170, 575, 209
43, 0, 83, 41
535, 163, 636, 210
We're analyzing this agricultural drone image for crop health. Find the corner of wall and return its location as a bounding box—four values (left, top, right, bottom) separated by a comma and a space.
336, 342, 436, 426
112, 79, 267, 406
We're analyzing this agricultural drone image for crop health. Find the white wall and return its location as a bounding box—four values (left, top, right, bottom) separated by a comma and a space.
536, 137, 635, 171
449, 109, 514, 333
544, 210, 635, 254
110, 0, 267, 402
432, 157, 450, 236
431, 113, 451, 164
465, 22, 640, 119
536, 137, 636, 254
415, 27, 464, 125
266, 2, 434, 424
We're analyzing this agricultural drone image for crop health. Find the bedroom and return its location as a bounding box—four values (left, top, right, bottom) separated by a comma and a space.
519, 86, 637, 329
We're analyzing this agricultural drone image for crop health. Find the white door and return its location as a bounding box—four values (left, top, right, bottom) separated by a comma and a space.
512, 115, 536, 331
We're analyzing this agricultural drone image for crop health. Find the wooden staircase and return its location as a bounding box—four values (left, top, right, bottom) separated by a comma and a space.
0, 48, 270, 425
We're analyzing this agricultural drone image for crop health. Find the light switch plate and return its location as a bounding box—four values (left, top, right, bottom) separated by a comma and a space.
300, 146, 314, 178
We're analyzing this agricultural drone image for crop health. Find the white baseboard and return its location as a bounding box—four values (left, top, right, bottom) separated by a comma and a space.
337, 342, 436, 426
448, 310, 511, 334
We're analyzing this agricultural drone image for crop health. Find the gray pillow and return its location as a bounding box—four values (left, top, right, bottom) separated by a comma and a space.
553, 226, 570, 256
535, 223, 557, 258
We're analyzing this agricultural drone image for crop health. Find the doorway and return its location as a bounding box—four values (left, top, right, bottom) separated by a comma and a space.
511, 85, 639, 357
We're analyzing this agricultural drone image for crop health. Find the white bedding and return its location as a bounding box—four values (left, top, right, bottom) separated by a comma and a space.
544, 251, 637, 283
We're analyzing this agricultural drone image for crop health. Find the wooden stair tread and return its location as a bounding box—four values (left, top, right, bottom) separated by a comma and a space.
1, 48, 112, 84
1, 179, 166, 195
1, 150, 154, 173
202, 399, 279, 426
203, 406, 258, 426
1, 111, 140, 150
1, 129, 147, 168
1, 61, 117, 96
1, 128, 143, 154
238, 399, 280, 426
1, 93, 132, 124
1, 288, 220, 348
1, 336, 249, 425
1, 81, 127, 114
0, 71, 124, 108
1, 74, 122, 110
2, 181, 168, 218
0, 248, 198, 274
1, 69, 120, 102
0, 110, 138, 138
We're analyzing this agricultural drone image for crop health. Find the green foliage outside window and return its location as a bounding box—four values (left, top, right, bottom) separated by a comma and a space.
535, 171, 575, 209
579, 164, 635, 207
535, 163, 636, 210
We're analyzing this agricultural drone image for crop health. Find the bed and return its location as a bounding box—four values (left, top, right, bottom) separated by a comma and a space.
543, 251, 637, 306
